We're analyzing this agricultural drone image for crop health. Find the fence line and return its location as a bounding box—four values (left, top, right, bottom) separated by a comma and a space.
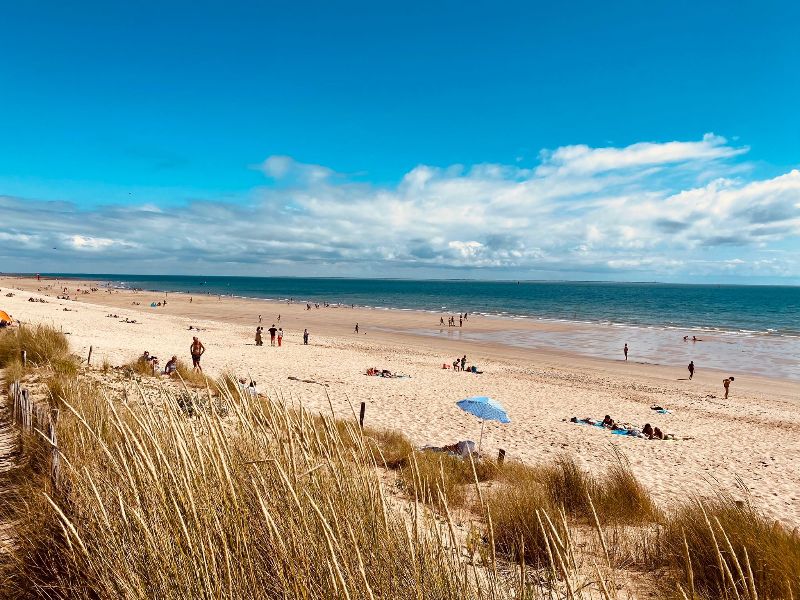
9, 379, 60, 484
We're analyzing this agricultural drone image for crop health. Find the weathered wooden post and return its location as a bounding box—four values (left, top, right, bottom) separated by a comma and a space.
20, 349, 26, 367
359, 402, 366, 429
87, 345, 93, 366
497, 448, 506, 466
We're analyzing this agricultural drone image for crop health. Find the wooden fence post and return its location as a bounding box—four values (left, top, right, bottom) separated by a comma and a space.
87, 345, 93, 366
20, 350, 26, 367
359, 402, 366, 429
497, 448, 506, 466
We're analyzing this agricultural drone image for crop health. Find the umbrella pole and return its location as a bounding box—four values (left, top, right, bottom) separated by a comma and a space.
478, 420, 485, 455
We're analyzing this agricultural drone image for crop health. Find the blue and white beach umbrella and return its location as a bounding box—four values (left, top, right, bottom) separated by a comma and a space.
456, 396, 510, 453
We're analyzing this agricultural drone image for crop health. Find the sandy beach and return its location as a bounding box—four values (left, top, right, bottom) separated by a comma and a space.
2, 275, 799, 526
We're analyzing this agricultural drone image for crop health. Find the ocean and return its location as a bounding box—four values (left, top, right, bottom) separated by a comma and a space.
43, 274, 800, 380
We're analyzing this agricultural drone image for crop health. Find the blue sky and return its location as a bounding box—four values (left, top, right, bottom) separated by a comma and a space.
1, 1, 799, 282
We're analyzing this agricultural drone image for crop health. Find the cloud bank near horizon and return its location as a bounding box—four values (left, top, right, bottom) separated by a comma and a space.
1, 134, 799, 281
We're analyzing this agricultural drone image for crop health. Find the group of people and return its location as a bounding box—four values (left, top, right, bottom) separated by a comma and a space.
448, 355, 481, 373
570, 415, 673, 440
255, 325, 311, 346
623, 345, 735, 398
440, 313, 468, 327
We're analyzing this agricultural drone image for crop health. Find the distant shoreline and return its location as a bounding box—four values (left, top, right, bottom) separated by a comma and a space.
17, 272, 800, 340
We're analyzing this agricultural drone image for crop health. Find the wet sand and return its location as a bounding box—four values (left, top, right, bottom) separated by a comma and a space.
2, 275, 799, 525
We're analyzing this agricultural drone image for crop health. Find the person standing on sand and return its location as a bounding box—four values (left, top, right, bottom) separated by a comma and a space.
255, 327, 263, 346
277, 328, 283, 347
624, 344, 628, 361
460, 355, 466, 371
258, 314, 262, 323
688, 361, 695, 379
459, 316, 463, 327
440, 316, 444, 326
354, 323, 359, 334
268, 324, 278, 346
723, 376, 734, 399
190, 337, 205, 372
303, 329, 309, 344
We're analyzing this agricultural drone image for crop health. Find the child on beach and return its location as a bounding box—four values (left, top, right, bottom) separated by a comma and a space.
277, 328, 283, 347
723, 376, 734, 399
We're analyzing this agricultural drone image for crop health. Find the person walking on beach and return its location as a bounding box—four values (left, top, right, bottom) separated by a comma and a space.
258, 314, 262, 323
459, 316, 463, 327
303, 328, 309, 344
277, 328, 283, 347
460, 355, 467, 371
277, 314, 281, 322
688, 361, 695, 379
255, 326, 263, 346
354, 323, 359, 334
440, 316, 444, 326
623, 344, 628, 361
190, 337, 205, 372
268, 324, 278, 346
723, 376, 734, 399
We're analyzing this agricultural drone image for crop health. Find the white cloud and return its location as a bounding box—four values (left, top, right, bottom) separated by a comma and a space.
1, 135, 798, 281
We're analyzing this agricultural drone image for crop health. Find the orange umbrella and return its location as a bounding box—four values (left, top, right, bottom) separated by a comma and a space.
0, 310, 13, 323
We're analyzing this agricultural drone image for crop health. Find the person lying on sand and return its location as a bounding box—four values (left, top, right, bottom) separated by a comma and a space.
602, 415, 616, 429
423, 440, 476, 458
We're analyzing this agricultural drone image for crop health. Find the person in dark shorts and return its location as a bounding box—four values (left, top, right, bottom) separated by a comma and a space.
268, 324, 278, 346
190, 337, 205, 372
303, 328, 309, 344
688, 361, 695, 379
623, 344, 628, 361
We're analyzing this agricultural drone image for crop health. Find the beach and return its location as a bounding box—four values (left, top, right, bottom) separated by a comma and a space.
3, 275, 799, 526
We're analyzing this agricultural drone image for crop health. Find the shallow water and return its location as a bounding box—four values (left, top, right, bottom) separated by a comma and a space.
403, 322, 800, 381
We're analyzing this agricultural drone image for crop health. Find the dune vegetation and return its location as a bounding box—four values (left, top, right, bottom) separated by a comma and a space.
1, 325, 798, 599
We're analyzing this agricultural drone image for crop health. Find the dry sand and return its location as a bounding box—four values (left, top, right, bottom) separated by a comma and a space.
2, 276, 799, 526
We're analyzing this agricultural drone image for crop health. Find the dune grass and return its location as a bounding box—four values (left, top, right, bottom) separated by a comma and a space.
653, 498, 800, 599
6, 382, 501, 599
0, 324, 74, 370
4, 333, 799, 600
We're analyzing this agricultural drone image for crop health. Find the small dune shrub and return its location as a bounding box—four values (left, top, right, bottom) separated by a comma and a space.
486, 472, 567, 566
0, 324, 71, 368
657, 498, 800, 599
366, 428, 414, 469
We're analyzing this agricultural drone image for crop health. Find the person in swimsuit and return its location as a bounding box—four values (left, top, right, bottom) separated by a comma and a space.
268, 324, 278, 345
688, 361, 695, 379
624, 344, 628, 361
190, 337, 205, 372
277, 328, 283, 347
255, 326, 263, 346
723, 376, 734, 399
354, 323, 359, 334
303, 328, 309, 344
164, 355, 178, 375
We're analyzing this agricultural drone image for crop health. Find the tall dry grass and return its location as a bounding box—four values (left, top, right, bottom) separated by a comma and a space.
653, 498, 800, 599
5, 382, 489, 598
0, 324, 75, 371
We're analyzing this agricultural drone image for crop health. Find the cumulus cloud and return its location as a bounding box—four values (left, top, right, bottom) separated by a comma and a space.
1, 134, 798, 280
